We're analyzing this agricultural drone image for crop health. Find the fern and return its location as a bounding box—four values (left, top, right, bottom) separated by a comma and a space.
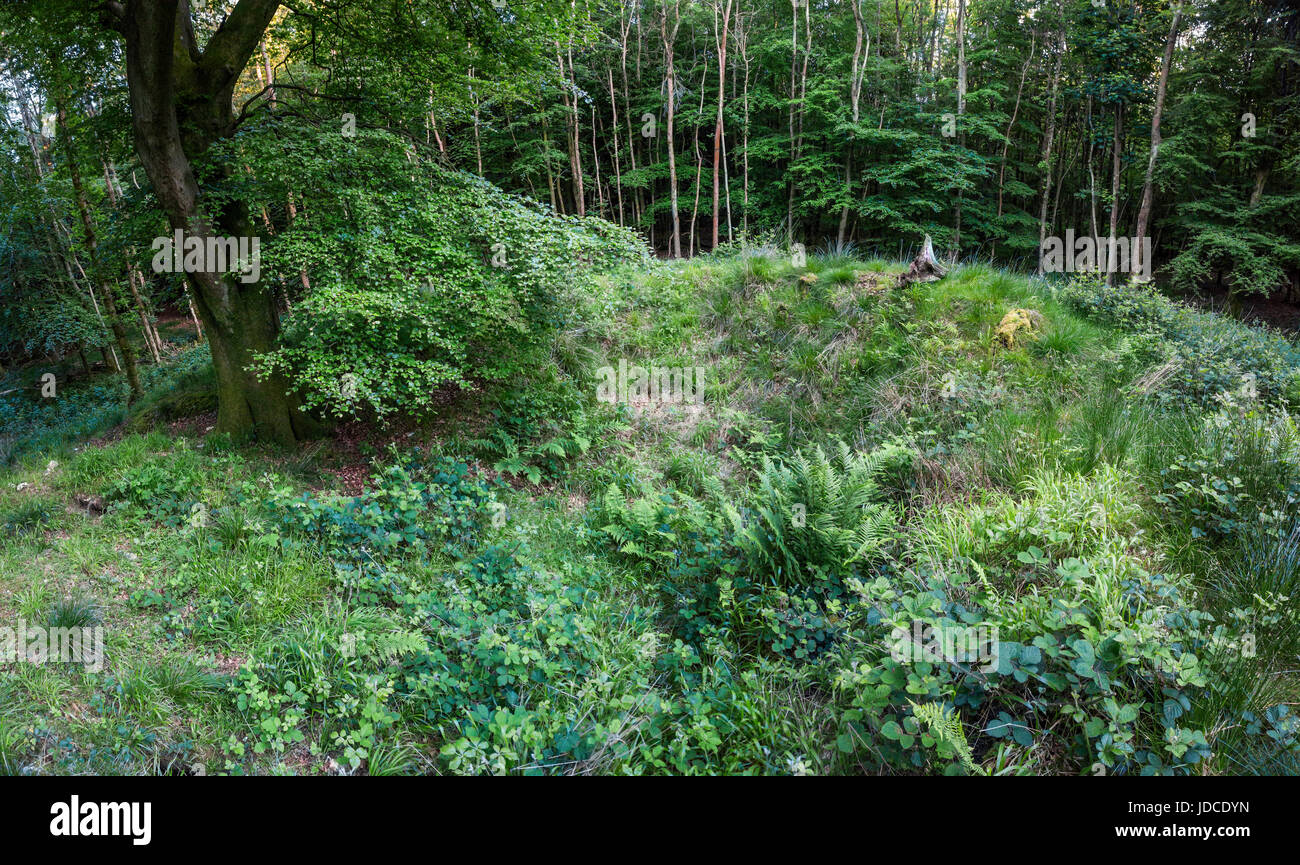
364, 630, 429, 664
471, 427, 592, 485
730, 440, 913, 585
598, 483, 685, 564
910, 701, 976, 774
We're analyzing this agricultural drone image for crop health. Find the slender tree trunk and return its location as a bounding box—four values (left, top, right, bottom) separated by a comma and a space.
56, 98, 142, 399
127, 263, 163, 362
1106, 103, 1124, 286
620, 8, 642, 229
1037, 7, 1065, 276
16, 95, 121, 372
260, 41, 276, 108
188, 295, 205, 342
561, 43, 586, 217
661, 1, 682, 258
1249, 166, 1270, 208
541, 113, 560, 213
786, 0, 799, 244
838, 0, 869, 246
471, 70, 484, 176
1087, 97, 1100, 240
737, 9, 751, 239
689, 55, 708, 257
998, 30, 1036, 220
1134, 5, 1183, 281
608, 65, 626, 225
952, 0, 967, 262
711, 0, 733, 250
429, 112, 447, 154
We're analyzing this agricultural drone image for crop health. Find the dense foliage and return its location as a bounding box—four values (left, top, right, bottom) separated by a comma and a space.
0, 0, 1298, 780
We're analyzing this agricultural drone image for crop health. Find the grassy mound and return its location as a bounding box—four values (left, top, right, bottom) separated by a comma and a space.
1, 252, 1296, 776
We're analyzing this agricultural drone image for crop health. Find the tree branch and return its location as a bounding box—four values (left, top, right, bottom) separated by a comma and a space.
97, 0, 127, 33
199, 0, 281, 94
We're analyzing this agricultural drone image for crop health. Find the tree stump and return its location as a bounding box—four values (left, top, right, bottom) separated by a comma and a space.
898, 234, 948, 287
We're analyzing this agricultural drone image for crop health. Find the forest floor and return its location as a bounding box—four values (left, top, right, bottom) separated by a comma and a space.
1, 252, 1298, 775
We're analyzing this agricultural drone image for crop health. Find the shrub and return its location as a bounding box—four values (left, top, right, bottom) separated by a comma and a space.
236, 122, 647, 419
1149, 405, 1299, 546
230, 606, 419, 771
1057, 275, 1300, 406
103, 448, 213, 526
261, 454, 499, 603
829, 468, 1216, 776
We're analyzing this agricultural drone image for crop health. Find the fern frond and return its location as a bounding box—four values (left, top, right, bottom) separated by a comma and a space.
909, 701, 976, 773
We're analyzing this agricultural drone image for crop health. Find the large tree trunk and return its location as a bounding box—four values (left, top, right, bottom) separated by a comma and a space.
116, 0, 319, 444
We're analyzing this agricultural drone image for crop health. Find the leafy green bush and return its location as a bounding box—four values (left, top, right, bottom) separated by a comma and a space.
828, 468, 1215, 775
1166, 204, 1300, 299
230, 607, 419, 771
261, 454, 498, 603
103, 447, 215, 526
235, 121, 647, 419
1149, 404, 1299, 547
1057, 275, 1300, 406
469, 365, 610, 484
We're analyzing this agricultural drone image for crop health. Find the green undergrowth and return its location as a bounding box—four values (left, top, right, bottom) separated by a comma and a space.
2, 252, 1297, 775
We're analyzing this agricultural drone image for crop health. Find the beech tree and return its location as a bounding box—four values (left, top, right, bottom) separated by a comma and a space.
2, 0, 586, 443
100, 0, 314, 443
